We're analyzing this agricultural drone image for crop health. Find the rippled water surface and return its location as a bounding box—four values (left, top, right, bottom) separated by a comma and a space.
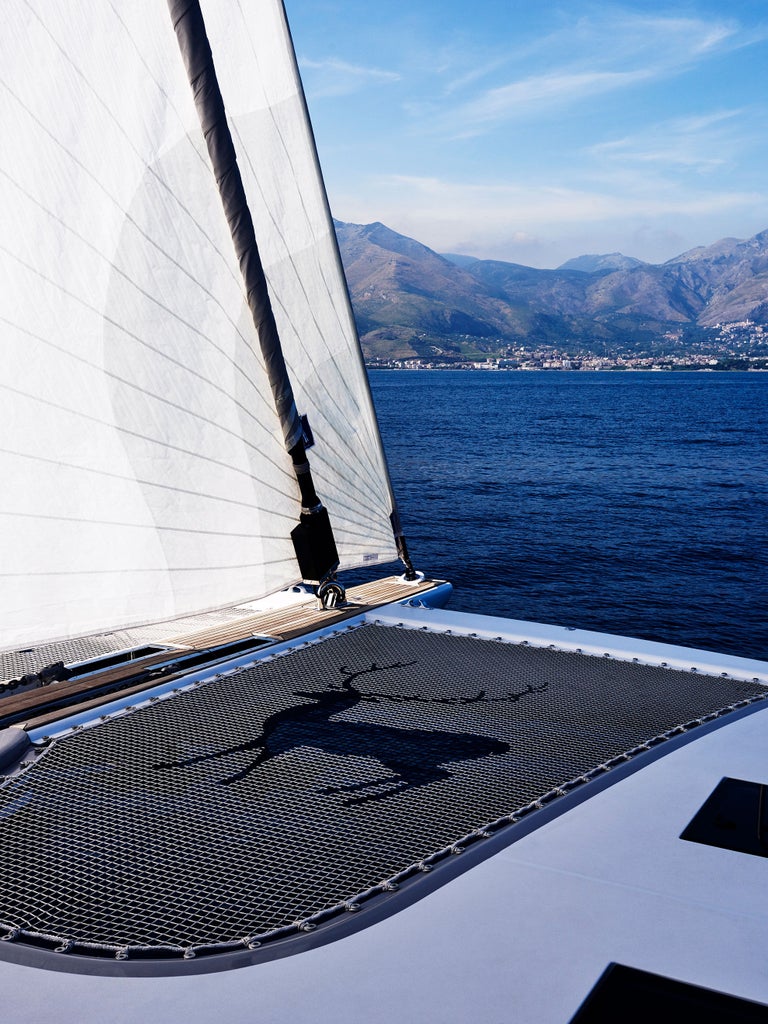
362, 370, 768, 662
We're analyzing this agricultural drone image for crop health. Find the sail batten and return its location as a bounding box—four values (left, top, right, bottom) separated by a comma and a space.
0, 0, 398, 652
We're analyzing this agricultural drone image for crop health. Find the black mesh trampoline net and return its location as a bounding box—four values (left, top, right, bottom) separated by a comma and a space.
0, 622, 764, 962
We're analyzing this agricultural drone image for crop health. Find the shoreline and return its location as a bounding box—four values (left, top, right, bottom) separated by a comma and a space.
365, 364, 768, 373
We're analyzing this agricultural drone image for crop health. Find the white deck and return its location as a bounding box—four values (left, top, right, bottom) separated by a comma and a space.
4, 604, 768, 1022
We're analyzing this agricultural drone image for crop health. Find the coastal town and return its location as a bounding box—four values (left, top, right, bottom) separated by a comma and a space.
365, 321, 768, 371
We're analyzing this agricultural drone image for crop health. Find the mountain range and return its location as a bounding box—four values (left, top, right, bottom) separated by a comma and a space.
334, 220, 768, 361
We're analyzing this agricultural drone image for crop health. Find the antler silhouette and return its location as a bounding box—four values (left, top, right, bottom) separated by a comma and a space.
335, 661, 416, 692
153, 660, 546, 795
337, 663, 548, 705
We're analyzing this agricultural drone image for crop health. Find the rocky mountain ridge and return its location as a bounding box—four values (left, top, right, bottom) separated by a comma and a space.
334, 220, 768, 361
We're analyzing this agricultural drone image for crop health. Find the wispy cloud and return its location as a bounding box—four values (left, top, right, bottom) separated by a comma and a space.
588, 109, 749, 175
523, 11, 746, 69
442, 55, 511, 97
304, 2, 768, 265
452, 69, 652, 131
299, 56, 400, 98
430, 11, 759, 136
376, 173, 759, 222
333, 172, 764, 265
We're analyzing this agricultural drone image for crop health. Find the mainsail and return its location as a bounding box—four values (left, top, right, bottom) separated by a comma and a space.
0, 0, 399, 651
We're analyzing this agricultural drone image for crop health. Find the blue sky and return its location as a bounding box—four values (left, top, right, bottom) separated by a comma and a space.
288, 1, 768, 268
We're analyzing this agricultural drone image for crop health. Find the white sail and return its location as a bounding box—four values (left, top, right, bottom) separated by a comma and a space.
0, 0, 397, 651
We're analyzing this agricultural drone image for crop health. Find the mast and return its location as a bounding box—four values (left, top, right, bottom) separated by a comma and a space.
167, 0, 339, 593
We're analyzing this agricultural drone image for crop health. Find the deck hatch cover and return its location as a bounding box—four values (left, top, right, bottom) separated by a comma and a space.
0, 622, 765, 968
570, 964, 768, 1022
681, 777, 768, 858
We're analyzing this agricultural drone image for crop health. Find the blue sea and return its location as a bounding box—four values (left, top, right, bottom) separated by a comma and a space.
364, 370, 768, 663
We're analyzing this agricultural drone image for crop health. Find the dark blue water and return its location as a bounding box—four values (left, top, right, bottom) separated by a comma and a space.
365, 370, 768, 662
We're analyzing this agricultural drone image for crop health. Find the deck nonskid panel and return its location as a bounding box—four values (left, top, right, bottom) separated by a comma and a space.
0, 577, 443, 729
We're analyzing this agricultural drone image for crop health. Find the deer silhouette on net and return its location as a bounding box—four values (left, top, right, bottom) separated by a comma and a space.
154, 660, 548, 805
